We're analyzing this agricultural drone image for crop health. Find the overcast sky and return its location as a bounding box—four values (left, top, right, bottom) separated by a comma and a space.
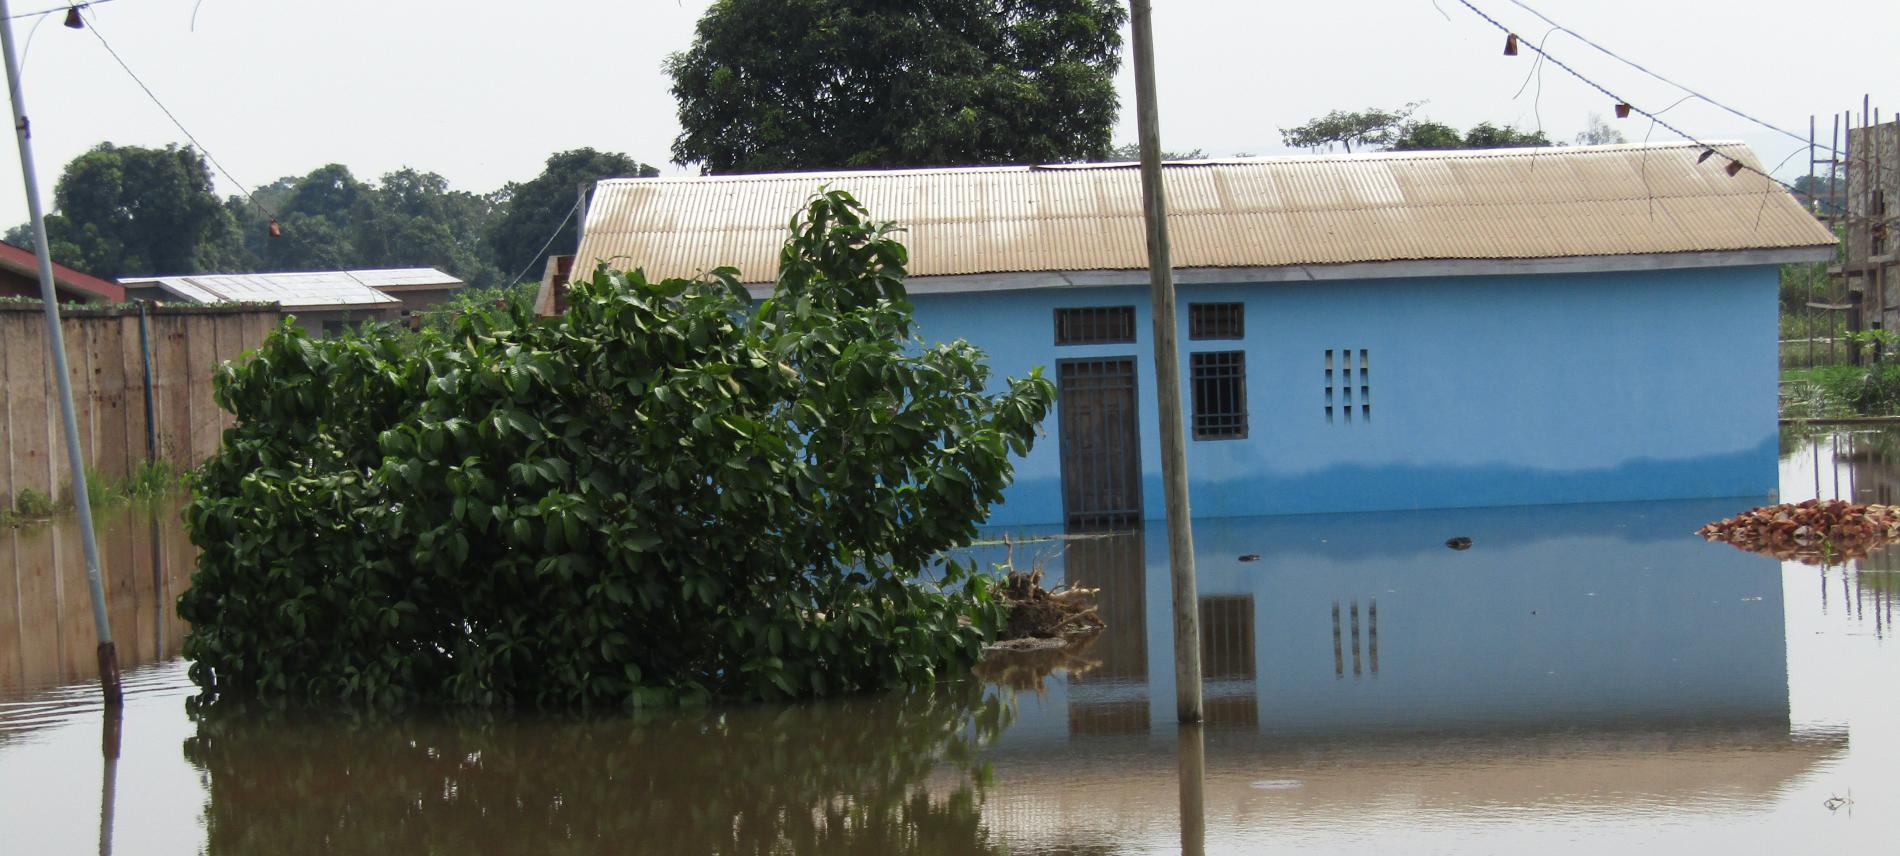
0, 0, 1893, 231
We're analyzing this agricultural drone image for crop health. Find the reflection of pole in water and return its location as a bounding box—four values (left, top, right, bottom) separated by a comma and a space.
1331, 601, 1343, 678
1821, 565, 1829, 614
1368, 598, 1379, 676
100, 707, 120, 856
149, 511, 166, 659
1176, 724, 1206, 856
1350, 600, 1362, 677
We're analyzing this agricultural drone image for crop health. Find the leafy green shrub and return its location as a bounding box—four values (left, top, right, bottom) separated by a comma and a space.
14, 487, 59, 518
179, 190, 1056, 709
1815, 363, 1900, 415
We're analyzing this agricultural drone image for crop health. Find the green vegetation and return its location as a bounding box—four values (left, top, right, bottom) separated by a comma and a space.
179, 191, 1057, 710
665, 0, 1127, 172
6, 144, 662, 295
1782, 364, 1900, 418
1280, 103, 1557, 154
1, 460, 187, 528
486, 149, 658, 284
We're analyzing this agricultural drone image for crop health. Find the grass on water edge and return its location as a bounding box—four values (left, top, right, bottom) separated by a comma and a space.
0, 460, 188, 529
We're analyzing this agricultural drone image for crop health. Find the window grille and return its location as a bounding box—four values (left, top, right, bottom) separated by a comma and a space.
1054, 306, 1136, 345
1188, 303, 1244, 340
1190, 350, 1247, 439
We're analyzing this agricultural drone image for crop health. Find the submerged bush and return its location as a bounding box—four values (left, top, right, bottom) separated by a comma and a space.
179, 190, 1055, 709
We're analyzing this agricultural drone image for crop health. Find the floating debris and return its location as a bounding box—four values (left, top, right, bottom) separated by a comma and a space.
973, 634, 1102, 689
997, 568, 1104, 641
1445, 537, 1473, 550
1698, 499, 1900, 565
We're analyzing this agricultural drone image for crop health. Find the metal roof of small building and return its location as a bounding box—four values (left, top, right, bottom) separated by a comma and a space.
116, 269, 456, 309
572, 142, 1837, 286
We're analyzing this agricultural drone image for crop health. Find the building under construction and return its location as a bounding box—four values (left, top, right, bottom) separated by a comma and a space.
1810, 102, 1898, 363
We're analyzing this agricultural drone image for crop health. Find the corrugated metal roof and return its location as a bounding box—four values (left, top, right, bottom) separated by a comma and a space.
116, 269, 449, 309
573, 142, 1837, 285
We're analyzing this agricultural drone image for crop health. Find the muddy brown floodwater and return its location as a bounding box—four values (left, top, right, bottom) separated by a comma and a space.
3, 434, 1899, 854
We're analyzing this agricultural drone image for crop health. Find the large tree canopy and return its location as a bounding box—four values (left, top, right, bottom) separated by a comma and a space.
666, 0, 1127, 173
40, 143, 241, 279
228, 165, 504, 288
487, 148, 657, 283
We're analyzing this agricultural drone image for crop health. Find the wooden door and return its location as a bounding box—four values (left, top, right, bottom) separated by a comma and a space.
1058, 358, 1142, 529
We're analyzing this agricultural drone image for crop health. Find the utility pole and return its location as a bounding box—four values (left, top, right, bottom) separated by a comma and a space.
0, 0, 121, 706
1129, 0, 1202, 723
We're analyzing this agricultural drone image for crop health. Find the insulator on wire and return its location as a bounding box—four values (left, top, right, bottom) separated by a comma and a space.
1503, 33, 1519, 56
267, 218, 281, 238
1698, 149, 1717, 164
1614, 103, 1631, 119
1725, 159, 1744, 176
64, 6, 84, 29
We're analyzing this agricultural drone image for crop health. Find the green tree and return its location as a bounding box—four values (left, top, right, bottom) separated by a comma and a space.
1102, 143, 1207, 161
666, 0, 1127, 172
39, 143, 241, 278
1387, 120, 1466, 151
1279, 104, 1418, 153
1461, 122, 1552, 149
487, 148, 657, 283
180, 190, 1056, 709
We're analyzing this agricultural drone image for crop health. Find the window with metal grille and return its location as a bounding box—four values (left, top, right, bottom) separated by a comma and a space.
1190, 351, 1247, 439
1188, 302, 1244, 340
1054, 306, 1137, 345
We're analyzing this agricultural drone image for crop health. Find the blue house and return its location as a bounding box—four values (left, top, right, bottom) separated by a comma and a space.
564, 142, 1835, 527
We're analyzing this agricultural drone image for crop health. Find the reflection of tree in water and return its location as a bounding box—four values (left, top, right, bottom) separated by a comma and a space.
183, 682, 1012, 855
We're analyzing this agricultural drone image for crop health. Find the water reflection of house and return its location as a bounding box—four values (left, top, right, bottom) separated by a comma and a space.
966, 499, 1834, 849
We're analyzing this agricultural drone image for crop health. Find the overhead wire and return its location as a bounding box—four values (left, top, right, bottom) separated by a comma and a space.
505, 197, 582, 287
1502, 0, 1837, 156
6, 0, 118, 19
1451, 0, 1897, 229
75, 6, 275, 221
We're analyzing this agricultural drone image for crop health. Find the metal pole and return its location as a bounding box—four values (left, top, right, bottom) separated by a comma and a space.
136, 303, 157, 461
1129, 0, 1202, 723
0, 0, 120, 706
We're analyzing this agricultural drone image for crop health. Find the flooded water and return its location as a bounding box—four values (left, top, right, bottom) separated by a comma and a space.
2, 442, 1897, 854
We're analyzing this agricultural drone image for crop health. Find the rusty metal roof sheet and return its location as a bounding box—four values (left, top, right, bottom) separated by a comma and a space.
117, 269, 453, 309
573, 142, 1836, 285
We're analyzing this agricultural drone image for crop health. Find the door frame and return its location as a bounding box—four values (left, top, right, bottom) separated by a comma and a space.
1056, 356, 1145, 529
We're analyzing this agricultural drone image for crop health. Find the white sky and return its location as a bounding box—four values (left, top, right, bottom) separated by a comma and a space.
0, 0, 1893, 230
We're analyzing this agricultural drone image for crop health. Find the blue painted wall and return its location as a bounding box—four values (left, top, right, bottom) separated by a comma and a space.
909, 266, 1780, 526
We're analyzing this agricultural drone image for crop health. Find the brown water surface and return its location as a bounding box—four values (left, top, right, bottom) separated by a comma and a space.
2, 440, 1897, 854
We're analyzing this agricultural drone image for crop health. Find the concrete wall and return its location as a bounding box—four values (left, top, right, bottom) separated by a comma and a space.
908, 266, 1781, 526
0, 304, 277, 509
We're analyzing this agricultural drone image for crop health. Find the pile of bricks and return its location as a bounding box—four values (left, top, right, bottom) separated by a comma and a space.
1698, 499, 1900, 564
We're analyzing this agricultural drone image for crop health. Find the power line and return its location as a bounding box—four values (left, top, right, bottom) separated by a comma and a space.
505, 198, 581, 287
1502, 0, 1836, 156
8, 0, 118, 20
1452, 0, 1895, 229
77, 7, 274, 219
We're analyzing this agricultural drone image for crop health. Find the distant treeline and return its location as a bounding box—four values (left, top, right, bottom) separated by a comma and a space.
5, 143, 659, 291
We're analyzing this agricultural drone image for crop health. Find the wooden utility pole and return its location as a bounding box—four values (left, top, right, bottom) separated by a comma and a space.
0, 0, 121, 706
1129, 0, 1202, 723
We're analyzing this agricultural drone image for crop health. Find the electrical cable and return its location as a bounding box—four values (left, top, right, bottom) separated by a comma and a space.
1452, 0, 1896, 229
1503, 0, 1837, 156
7, 0, 117, 19
504, 198, 582, 287
76, 7, 275, 220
